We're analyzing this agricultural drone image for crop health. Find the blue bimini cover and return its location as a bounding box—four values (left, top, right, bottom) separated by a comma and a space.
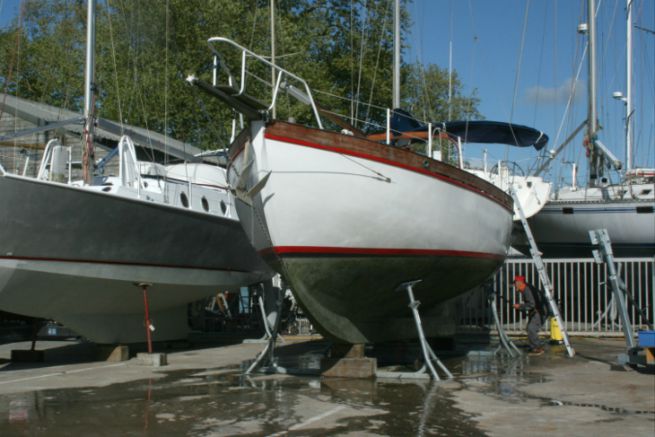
389, 109, 549, 150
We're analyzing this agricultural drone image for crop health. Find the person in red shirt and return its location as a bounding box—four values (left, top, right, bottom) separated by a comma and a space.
513, 275, 546, 355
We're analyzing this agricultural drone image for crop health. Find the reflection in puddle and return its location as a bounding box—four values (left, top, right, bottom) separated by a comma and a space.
0, 344, 547, 435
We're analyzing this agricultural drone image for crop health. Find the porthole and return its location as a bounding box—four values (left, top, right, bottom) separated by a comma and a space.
201, 197, 209, 212
102, 187, 111, 192
220, 200, 227, 214
180, 192, 189, 208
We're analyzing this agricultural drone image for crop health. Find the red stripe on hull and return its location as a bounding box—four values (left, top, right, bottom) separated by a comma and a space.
260, 246, 505, 261
264, 132, 509, 211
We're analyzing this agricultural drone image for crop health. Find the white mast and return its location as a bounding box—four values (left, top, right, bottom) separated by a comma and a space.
271, 0, 276, 119
587, 0, 597, 137
392, 0, 400, 108
448, 40, 453, 121
82, 0, 96, 184
587, 0, 603, 184
625, 0, 633, 171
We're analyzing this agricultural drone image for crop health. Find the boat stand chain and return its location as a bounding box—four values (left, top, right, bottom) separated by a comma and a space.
484, 282, 521, 357
397, 280, 453, 380
511, 188, 575, 357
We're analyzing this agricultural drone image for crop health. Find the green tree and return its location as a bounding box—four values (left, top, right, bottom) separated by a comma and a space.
403, 61, 482, 123
0, 0, 480, 150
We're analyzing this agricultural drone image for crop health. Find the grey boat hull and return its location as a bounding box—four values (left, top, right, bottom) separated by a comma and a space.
0, 173, 272, 343
518, 198, 655, 258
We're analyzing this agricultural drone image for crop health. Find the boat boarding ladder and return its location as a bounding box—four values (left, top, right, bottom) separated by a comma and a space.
510, 188, 576, 358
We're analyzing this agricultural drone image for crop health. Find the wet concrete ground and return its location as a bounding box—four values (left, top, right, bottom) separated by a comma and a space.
0, 336, 652, 436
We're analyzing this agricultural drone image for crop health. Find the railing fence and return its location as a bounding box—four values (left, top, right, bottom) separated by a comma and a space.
457, 257, 654, 335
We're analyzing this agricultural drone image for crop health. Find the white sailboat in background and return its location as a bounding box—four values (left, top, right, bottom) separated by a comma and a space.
525, 0, 654, 258
0, 0, 272, 343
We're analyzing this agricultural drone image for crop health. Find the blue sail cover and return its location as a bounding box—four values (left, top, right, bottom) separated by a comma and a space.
389, 109, 548, 150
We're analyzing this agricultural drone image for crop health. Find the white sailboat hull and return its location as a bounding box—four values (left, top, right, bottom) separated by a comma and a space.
229, 121, 513, 343
525, 197, 655, 257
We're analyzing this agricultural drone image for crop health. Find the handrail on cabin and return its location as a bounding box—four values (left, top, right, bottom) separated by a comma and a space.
207, 37, 323, 130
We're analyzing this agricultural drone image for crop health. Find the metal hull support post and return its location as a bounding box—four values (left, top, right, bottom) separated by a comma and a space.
485, 282, 521, 357
378, 280, 453, 381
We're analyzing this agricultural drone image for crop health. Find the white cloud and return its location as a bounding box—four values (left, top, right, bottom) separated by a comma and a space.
525, 78, 585, 105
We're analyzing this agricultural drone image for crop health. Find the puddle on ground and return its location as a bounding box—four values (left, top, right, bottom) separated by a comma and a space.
0, 345, 550, 436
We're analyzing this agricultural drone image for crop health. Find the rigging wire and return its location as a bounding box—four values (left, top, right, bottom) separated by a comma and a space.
505, 0, 531, 163
633, 1, 655, 166
353, 0, 370, 127
105, 0, 125, 133
166, 0, 174, 182
532, 1, 549, 128
350, 0, 354, 123
116, 0, 157, 164
0, 0, 24, 130
248, 0, 259, 50
465, 0, 478, 121
363, 0, 392, 124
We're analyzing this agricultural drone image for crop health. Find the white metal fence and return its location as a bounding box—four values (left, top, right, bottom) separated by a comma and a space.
457, 257, 655, 335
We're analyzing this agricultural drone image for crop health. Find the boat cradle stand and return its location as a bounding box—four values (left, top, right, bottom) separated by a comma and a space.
484, 281, 521, 358
589, 229, 654, 369
376, 280, 454, 381
134, 282, 167, 367
243, 281, 321, 377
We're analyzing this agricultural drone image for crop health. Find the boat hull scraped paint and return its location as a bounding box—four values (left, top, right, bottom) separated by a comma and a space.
228, 120, 513, 344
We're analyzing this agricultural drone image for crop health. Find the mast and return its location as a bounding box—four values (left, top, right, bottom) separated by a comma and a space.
448, 41, 453, 121
392, 0, 400, 108
270, 0, 276, 119
586, 0, 603, 184
626, 0, 633, 171
82, 0, 96, 185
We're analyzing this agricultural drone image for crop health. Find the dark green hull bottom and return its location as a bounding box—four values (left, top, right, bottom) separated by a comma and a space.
273, 255, 503, 344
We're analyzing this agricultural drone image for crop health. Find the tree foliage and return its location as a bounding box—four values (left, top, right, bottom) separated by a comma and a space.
0, 0, 480, 149
403, 62, 482, 122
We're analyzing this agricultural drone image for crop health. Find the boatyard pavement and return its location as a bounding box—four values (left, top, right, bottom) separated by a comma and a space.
0, 336, 652, 435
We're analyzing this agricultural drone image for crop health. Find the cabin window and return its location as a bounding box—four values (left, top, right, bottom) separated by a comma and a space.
641, 189, 652, 196
636, 206, 653, 214
201, 197, 209, 212
102, 187, 111, 192
180, 192, 189, 208
562, 207, 574, 214
220, 200, 227, 214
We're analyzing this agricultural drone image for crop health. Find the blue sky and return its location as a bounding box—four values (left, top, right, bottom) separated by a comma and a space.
407, 0, 654, 185
2, 0, 653, 185
0, 0, 18, 28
